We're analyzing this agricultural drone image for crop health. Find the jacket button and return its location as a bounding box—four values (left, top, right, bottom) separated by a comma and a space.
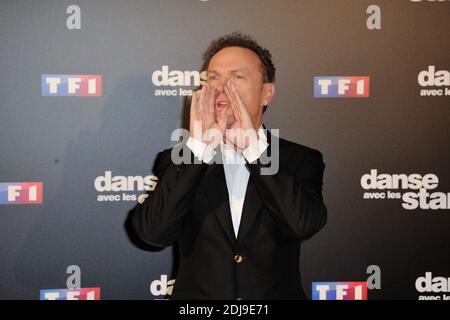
234, 255, 245, 264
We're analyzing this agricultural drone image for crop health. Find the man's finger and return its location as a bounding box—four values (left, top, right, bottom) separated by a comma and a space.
191, 89, 199, 112
230, 80, 248, 113
224, 83, 240, 117
197, 86, 206, 113
216, 108, 228, 133
207, 85, 216, 115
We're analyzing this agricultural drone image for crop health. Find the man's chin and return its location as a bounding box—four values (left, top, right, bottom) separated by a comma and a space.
214, 116, 236, 130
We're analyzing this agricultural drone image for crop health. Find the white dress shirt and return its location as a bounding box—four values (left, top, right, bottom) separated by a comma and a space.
186, 127, 269, 238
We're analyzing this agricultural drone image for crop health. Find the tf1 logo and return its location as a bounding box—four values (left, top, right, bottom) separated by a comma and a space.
40, 288, 100, 300
314, 76, 370, 97
312, 282, 368, 300
0, 182, 43, 205
40, 265, 101, 300
41, 74, 102, 96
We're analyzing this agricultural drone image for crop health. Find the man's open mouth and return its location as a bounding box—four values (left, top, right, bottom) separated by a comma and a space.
215, 100, 230, 109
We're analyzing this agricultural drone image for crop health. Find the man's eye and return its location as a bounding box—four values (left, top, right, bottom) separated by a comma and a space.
208, 76, 218, 81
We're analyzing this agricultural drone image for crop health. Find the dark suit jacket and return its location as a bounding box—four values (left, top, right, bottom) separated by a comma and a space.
132, 130, 327, 300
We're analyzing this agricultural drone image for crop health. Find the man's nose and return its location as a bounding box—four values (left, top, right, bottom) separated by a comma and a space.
214, 78, 228, 93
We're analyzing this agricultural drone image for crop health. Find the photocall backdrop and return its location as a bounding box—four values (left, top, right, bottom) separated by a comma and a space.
0, 0, 449, 300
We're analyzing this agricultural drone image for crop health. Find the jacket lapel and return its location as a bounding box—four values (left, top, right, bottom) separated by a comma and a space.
200, 158, 236, 247
199, 126, 274, 247
237, 126, 273, 243
236, 174, 263, 244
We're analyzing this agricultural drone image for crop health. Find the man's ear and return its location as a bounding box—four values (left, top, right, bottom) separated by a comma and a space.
261, 83, 275, 107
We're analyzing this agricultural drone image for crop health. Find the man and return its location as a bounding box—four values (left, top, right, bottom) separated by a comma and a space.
132, 32, 327, 299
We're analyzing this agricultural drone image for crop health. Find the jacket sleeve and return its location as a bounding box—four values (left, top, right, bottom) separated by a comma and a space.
132, 147, 208, 247
247, 149, 327, 241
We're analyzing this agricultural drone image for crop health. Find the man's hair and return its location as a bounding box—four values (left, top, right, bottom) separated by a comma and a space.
203, 31, 276, 84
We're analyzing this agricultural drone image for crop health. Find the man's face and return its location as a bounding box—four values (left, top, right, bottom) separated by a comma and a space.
207, 46, 274, 129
